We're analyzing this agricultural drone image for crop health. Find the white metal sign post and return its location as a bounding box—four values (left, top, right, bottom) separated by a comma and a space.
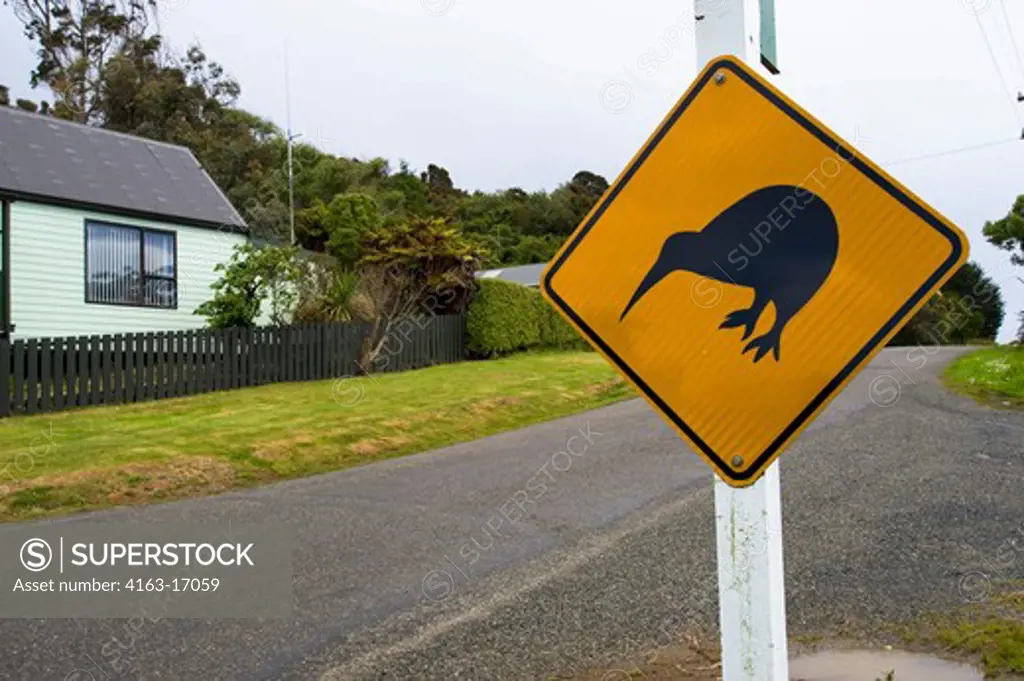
714, 464, 788, 681
696, 1, 790, 680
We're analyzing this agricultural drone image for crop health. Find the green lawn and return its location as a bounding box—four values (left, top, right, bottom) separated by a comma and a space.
0, 351, 631, 522
943, 346, 1024, 408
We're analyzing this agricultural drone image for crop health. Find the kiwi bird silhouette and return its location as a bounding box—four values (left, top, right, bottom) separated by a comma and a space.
619, 185, 839, 363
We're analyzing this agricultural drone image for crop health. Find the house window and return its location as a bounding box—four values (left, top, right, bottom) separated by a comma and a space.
85, 221, 177, 309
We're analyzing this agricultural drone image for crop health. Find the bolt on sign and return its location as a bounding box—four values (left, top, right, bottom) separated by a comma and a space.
541, 56, 969, 487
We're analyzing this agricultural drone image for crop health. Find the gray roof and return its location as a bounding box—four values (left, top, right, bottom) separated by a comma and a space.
477, 262, 546, 287
0, 106, 246, 231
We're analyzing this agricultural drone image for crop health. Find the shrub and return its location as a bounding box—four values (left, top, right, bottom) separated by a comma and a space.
195, 243, 300, 329
537, 296, 585, 348
467, 279, 541, 355
467, 279, 585, 356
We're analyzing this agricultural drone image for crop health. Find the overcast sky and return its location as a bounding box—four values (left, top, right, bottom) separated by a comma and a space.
2, 0, 1023, 340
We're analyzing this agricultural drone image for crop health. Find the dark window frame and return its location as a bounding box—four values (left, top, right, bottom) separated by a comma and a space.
83, 219, 179, 310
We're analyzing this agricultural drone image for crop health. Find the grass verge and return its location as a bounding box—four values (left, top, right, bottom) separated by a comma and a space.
898, 583, 1024, 677
0, 351, 631, 522
943, 346, 1024, 408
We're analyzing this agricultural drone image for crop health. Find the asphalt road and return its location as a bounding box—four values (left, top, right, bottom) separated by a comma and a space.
3, 347, 1023, 680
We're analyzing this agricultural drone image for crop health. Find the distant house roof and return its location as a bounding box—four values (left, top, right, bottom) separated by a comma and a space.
477, 262, 546, 287
0, 106, 246, 231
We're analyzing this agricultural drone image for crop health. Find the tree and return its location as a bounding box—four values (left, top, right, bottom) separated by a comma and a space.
10, 1, 285, 236
8, 0, 160, 123
97, 42, 280, 231
565, 170, 609, 204
943, 261, 1005, 340
422, 163, 455, 195
293, 148, 358, 207
296, 193, 382, 267
6, 2, 629, 269
889, 261, 1004, 346
194, 243, 300, 328
506, 234, 561, 264
891, 291, 984, 346
984, 198, 1024, 341
380, 161, 431, 217
984, 195, 1024, 267
357, 218, 483, 369
421, 163, 464, 216
549, 170, 609, 235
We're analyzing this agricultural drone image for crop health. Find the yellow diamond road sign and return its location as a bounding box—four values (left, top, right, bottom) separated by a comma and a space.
541, 56, 970, 487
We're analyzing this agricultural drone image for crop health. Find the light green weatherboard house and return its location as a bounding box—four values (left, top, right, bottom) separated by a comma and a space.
0, 106, 249, 341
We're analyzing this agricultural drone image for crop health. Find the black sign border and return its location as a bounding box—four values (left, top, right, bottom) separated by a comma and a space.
542, 57, 965, 483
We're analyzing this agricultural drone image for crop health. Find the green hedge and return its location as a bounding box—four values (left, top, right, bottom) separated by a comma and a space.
467, 279, 586, 356
536, 295, 582, 347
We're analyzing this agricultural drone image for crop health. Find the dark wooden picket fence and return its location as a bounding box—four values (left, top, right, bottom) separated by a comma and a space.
0, 314, 466, 418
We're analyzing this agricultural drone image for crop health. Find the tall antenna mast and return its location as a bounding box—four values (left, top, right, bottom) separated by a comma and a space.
285, 43, 296, 246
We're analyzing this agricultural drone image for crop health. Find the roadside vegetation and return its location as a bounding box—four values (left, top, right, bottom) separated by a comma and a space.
889, 262, 1005, 346
3, 2, 610, 271
2, 2, 1012, 350
943, 346, 1024, 408
467, 279, 585, 356
562, 584, 1023, 680
0, 351, 631, 522
898, 583, 1024, 677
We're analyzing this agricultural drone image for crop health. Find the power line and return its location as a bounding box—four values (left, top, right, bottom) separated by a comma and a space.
868, 11, 1024, 170
881, 136, 1021, 167
974, 11, 1024, 126
881, 10, 1024, 171
998, 0, 1024, 91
